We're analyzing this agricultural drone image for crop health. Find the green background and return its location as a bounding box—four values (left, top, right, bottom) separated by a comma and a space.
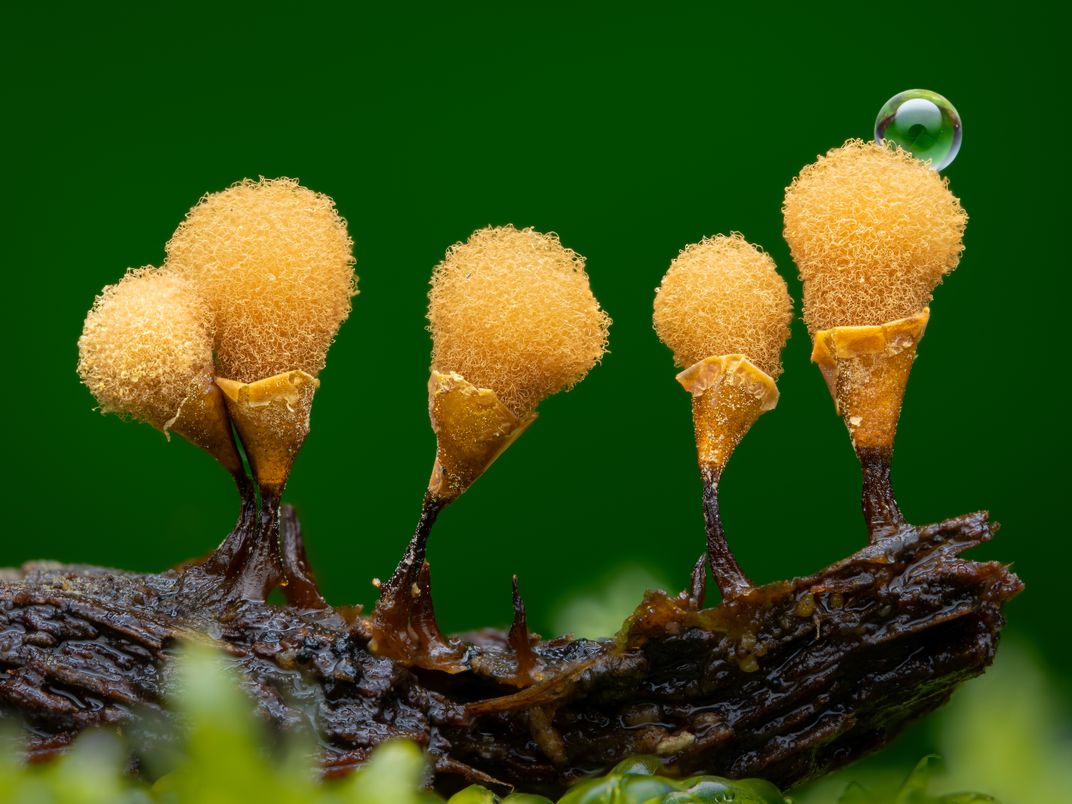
5, 0, 1067, 708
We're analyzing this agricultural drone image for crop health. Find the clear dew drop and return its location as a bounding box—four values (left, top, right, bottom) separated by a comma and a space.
875, 89, 962, 171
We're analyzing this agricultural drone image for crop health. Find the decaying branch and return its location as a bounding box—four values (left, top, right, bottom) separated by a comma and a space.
0, 507, 1019, 797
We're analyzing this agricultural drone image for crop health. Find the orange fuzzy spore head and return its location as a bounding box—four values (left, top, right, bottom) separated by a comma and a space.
428, 225, 610, 418
165, 177, 356, 382
653, 234, 792, 379
783, 139, 967, 334
77, 268, 214, 431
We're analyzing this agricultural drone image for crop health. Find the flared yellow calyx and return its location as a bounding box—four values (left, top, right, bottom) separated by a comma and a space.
170, 381, 245, 476
216, 371, 319, 494
811, 310, 929, 451
677, 355, 779, 470
427, 371, 537, 501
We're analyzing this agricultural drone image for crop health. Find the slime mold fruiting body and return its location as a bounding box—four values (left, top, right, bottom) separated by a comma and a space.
371, 225, 610, 664
653, 234, 792, 597
164, 177, 356, 600
783, 140, 967, 539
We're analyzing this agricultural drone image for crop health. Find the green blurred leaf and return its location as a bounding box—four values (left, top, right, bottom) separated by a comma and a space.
838, 781, 877, 804
447, 787, 553, 804
337, 740, 435, 804
553, 566, 671, 640
938, 642, 1072, 802
894, 755, 942, 804
448, 785, 501, 804
556, 757, 787, 804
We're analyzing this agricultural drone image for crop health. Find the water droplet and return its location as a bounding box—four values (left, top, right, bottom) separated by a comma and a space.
875, 89, 962, 170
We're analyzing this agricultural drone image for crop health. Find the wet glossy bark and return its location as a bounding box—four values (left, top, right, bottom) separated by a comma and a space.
0, 508, 1020, 797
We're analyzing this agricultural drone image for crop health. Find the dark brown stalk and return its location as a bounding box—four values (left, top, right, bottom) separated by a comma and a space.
0, 506, 1019, 798
857, 446, 906, 541
368, 492, 452, 660
220, 487, 285, 601
699, 463, 751, 599
684, 553, 707, 608
392, 492, 449, 592
279, 505, 329, 609
199, 471, 258, 573
507, 575, 539, 684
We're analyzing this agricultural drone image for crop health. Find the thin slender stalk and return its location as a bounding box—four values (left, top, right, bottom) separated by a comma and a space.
279, 505, 328, 609
699, 463, 751, 599
508, 575, 538, 683
382, 491, 448, 601
369, 491, 449, 642
685, 552, 707, 608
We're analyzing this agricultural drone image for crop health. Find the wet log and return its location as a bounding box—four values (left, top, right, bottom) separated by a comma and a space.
0, 508, 1020, 797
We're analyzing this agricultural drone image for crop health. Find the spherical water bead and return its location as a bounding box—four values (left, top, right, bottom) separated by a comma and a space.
875, 89, 962, 170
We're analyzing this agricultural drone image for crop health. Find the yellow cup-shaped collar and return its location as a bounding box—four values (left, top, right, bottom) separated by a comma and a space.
676, 354, 779, 470
166, 378, 245, 476
216, 370, 319, 493
811, 309, 929, 451
427, 371, 536, 501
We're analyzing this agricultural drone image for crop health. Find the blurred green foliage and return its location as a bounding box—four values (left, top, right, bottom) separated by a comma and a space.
552, 565, 670, 639
813, 758, 999, 804
790, 641, 1071, 803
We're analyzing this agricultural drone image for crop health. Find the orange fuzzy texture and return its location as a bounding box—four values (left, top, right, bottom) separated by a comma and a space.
77, 268, 214, 431
783, 139, 967, 334
653, 234, 792, 379
164, 178, 356, 382
428, 225, 611, 418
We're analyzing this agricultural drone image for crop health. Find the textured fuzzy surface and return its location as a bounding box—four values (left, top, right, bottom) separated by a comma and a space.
653, 234, 792, 378
77, 268, 214, 431
428, 225, 610, 417
164, 178, 356, 382
783, 140, 967, 333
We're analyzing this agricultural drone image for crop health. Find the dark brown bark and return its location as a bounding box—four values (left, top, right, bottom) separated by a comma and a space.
0, 508, 1020, 797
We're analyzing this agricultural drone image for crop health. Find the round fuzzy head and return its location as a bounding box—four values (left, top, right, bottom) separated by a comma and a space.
428, 225, 611, 417
653, 234, 792, 378
164, 177, 356, 382
77, 268, 214, 430
783, 139, 967, 334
